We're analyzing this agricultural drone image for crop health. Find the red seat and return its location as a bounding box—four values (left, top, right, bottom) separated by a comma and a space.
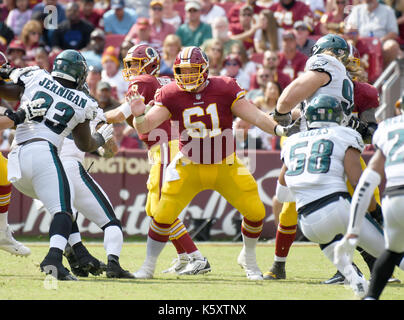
358, 37, 383, 84
104, 34, 125, 49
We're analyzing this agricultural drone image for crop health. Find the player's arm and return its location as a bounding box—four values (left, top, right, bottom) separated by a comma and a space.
0, 98, 47, 129
0, 81, 23, 101
72, 120, 113, 153
0, 114, 14, 129
334, 149, 385, 265
275, 164, 296, 203
232, 97, 299, 136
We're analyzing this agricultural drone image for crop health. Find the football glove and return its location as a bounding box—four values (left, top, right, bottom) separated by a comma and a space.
21, 98, 47, 122
272, 109, 292, 126
275, 117, 302, 137
96, 123, 113, 143
334, 236, 358, 266
0, 63, 15, 80
9, 66, 40, 83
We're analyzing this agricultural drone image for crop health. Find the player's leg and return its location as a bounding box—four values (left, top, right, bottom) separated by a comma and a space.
0, 152, 30, 256
134, 162, 204, 279
216, 158, 266, 280
69, 161, 133, 278
365, 196, 404, 299
264, 201, 297, 280
16, 142, 77, 280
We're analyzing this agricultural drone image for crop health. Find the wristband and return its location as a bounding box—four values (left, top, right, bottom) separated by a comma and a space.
118, 102, 132, 119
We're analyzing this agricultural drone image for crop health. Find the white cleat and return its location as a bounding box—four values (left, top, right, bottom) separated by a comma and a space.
162, 256, 189, 274
350, 273, 369, 299
178, 257, 211, 275
237, 249, 263, 280
133, 266, 154, 279
0, 226, 31, 257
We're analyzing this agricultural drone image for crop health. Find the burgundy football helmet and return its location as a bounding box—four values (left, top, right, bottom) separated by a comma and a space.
173, 46, 209, 92
122, 44, 160, 80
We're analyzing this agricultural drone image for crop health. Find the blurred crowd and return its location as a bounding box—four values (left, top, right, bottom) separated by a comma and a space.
1, 0, 404, 152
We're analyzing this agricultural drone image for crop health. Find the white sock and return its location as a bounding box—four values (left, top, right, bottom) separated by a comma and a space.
104, 225, 123, 258
50, 234, 68, 251
178, 253, 188, 260
242, 234, 258, 258
0, 212, 8, 230
68, 232, 82, 247
142, 236, 167, 270
188, 250, 204, 260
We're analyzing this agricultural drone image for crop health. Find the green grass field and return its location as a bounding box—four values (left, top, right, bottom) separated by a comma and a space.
0, 241, 403, 301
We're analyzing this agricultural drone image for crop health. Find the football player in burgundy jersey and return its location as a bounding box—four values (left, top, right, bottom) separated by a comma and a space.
128, 46, 291, 280
104, 44, 211, 277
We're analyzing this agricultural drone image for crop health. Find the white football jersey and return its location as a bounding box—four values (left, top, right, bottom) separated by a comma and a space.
305, 54, 354, 117
59, 108, 105, 162
281, 125, 364, 209
14, 69, 98, 150
372, 114, 404, 188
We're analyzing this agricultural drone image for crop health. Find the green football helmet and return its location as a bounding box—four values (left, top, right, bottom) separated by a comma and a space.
51, 49, 88, 90
311, 34, 350, 63
305, 94, 344, 128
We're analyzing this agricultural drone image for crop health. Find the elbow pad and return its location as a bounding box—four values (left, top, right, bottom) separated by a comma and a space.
276, 180, 296, 203
347, 168, 381, 235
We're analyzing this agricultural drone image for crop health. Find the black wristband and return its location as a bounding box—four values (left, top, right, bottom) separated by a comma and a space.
5, 108, 26, 126
91, 132, 105, 149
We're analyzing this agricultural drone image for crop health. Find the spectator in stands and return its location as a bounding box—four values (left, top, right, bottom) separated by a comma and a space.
160, 34, 182, 76
6, 39, 27, 68
230, 41, 257, 78
6, 0, 32, 36
319, 0, 347, 35
79, 0, 102, 29
86, 65, 102, 98
246, 65, 272, 101
254, 9, 279, 53
253, 80, 282, 114
96, 81, 121, 113
277, 30, 307, 80
32, 0, 66, 27
81, 28, 106, 70
229, 4, 258, 54
249, 50, 292, 90
0, 0, 14, 22
200, 0, 226, 25
162, 0, 182, 30
346, 0, 402, 68
29, 11, 53, 47
176, 0, 212, 47
269, 0, 314, 32
113, 122, 141, 150
101, 46, 128, 102
20, 19, 45, 62
204, 39, 225, 76
220, 53, 250, 90
52, 2, 94, 50
126, 17, 162, 51
0, 21, 14, 53
103, 0, 138, 35
33, 47, 51, 72
125, 0, 150, 19
344, 24, 371, 75
201, 16, 242, 57
227, 0, 261, 27
293, 20, 315, 57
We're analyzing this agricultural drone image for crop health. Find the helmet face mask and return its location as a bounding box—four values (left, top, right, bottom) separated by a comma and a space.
311, 34, 349, 64
123, 44, 160, 80
305, 94, 344, 128
51, 49, 88, 90
173, 46, 209, 92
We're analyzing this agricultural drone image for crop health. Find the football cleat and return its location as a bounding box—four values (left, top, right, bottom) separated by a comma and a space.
322, 270, 345, 285
178, 257, 211, 275
349, 272, 369, 299
263, 261, 286, 280
162, 256, 190, 274
388, 276, 401, 284
133, 265, 155, 279
40, 258, 78, 281
0, 225, 31, 257
106, 259, 135, 279
237, 249, 263, 280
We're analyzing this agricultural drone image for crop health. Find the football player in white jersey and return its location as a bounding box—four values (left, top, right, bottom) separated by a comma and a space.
276, 95, 404, 298
58, 110, 134, 278
0, 50, 114, 280
335, 110, 404, 299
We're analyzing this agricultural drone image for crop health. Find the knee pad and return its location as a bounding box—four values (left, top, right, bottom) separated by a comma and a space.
279, 202, 298, 227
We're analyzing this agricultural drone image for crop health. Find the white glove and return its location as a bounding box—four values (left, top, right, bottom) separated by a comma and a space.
9, 66, 40, 83
96, 123, 113, 143
334, 236, 358, 266
85, 105, 98, 121
21, 98, 47, 122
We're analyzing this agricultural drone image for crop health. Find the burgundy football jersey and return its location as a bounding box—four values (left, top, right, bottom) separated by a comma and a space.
155, 76, 246, 164
127, 74, 176, 149
269, 1, 313, 30
353, 80, 379, 115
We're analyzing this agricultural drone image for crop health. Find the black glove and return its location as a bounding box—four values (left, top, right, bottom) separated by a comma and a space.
272, 109, 292, 126
4, 108, 27, 126
0, 63, 15, 80
274, 117, 302, 137
347, 117, 368, 136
